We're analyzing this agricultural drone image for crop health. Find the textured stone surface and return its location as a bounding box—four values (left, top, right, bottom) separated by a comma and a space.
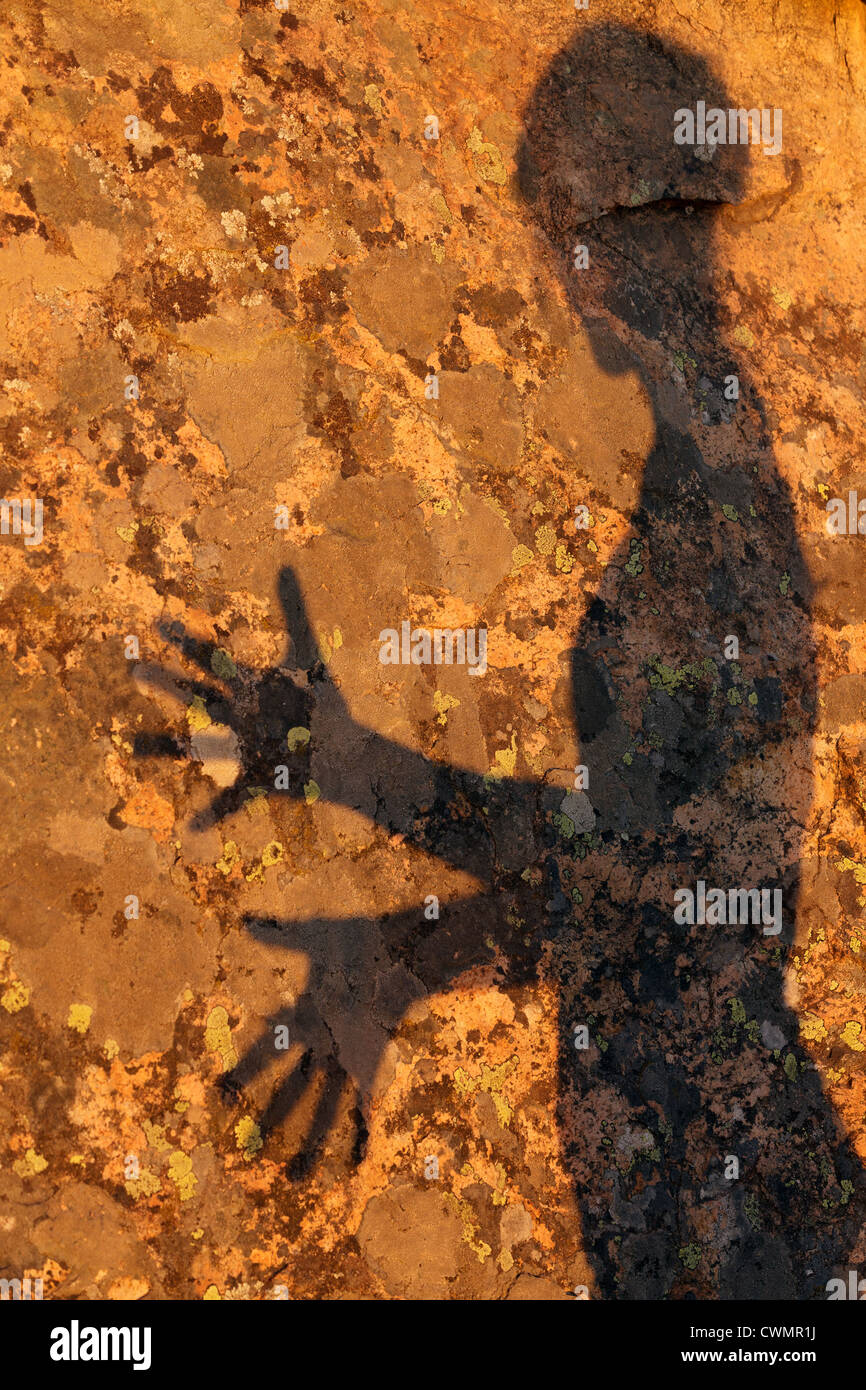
1, 0, 866, 1301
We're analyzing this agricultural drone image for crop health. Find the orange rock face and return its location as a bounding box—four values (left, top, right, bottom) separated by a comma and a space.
1, 0, 866, 1301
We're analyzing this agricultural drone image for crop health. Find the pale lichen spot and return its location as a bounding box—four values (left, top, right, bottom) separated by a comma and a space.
67, 1003, 92, 1034
205, 1005, 238, 1071
234, 1116, 263, 1158
168, 1150, 197, 1200
210, 648, 237, 680
13, 1148, 48, 1178
1, 981, 30, 1013
535, 524, 556, 555
186, 695, 211, 733
510, 544, 533, 574
433, 690, 460, 726
840, 1021, 866, 1052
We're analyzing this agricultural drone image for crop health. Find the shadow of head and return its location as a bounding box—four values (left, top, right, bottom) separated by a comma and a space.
517, 20, 750, 366
515, 23, 812, 862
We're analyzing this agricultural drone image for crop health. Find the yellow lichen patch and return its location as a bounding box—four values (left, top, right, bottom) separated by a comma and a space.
732, 324, 755, 349
261, 840, 284, 868
143, 1119, 171, 1152
510, 544, 533, 574
303, 780, 321, 805
433, 691, 460, 726
125, 1169, 161, 1200
430, 189, 452, 227
203, 1285, 221, 1300
286, 726, 310, 753
168, 1150, 197, 1200
535, 525, 556, 555
492, 1163, 508, 1206
318, 629, 343, 662
67, 1003, 92, 1034
483, 492, 510, 526
466, 126, 506, 185
840, 1021, 866, 1052
244, 788, 269, 817
835, 856, 866, 884
799, 1014, 828, 1042
205, 1005, 238, 1071
104, 1038, 119, 1060
234, 1116, 263, 1159
186, 695, 211, 733
453, 1058, 517, 1127
363, 84, 383, 117
444, 1191, 492, 1262
835, 857, 866, 907
770, 285, 793, 311
2, 980, 30, 1013
487, 734, 517, 781
554, 544, 573, 573
13, 1148, 48, 1178
216, 840, 241, 876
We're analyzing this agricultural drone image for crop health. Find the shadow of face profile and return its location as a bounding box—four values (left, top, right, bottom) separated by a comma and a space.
517, 20, 746, 336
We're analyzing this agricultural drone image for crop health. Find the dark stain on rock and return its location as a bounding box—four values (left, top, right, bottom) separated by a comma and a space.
299, 266, 347, 326
438, 332, 471, 372
148, 267, 214, 325
467, 284, 526, 327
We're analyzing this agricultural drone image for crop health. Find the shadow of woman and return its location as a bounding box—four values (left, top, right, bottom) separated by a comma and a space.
519, 19, 863, 1298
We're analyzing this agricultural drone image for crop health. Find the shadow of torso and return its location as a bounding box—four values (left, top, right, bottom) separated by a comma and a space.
557, 319, 847, 1299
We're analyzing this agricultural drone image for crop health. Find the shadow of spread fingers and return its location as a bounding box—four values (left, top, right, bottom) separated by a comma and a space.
221, 1007, 296, 1096
132, 732, 185, 760
156, 617, 254, 689
283, 1058, 348, 1179
258, 1048, 319, 1139
276, 567, 323, 671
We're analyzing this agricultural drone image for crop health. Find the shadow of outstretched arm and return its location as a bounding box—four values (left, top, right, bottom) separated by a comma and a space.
132, 564, 559, 883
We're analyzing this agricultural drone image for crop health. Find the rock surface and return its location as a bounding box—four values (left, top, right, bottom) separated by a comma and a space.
1, 0, 866, 1300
